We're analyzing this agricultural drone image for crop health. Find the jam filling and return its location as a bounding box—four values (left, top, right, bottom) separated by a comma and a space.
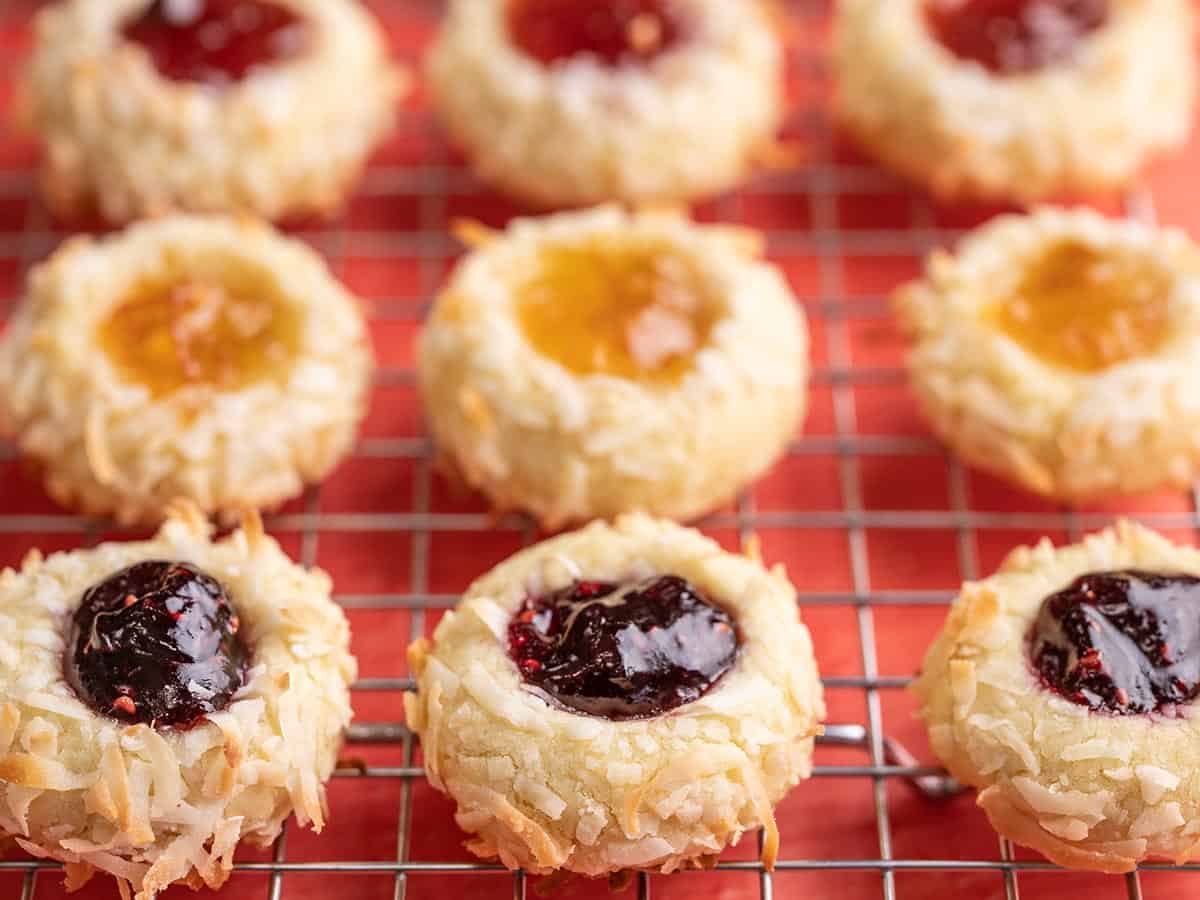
99, 277, 300, 397
926, 0, 1109, 74
507, 575, 739, 720
515, 242, 715, 382
986, 240, 1172, 373
507, 0, 686, 66
1029, 570, 1200, 714
65, 561, 249, 729
123, 0, 310, 86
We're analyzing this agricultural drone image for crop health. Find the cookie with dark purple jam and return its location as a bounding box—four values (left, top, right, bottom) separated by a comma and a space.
507, 574, 739, 719
65, 560, 249, 729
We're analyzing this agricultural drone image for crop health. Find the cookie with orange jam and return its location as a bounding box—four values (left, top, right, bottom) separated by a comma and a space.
418, 207, 808, 528
21, 0, 405, 222
895, 207, 1200, 501
0, 215, 373, 524
834, 0, 1196, 202
426, 0, 784, 208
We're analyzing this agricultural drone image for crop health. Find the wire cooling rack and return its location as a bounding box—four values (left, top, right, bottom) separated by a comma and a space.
2, 1, 1200, 898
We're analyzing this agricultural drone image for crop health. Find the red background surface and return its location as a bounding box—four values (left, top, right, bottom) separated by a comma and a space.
2, 1, 1200, 898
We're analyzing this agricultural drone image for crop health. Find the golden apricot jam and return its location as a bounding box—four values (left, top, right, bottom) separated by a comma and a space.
100, 277, 300, 396
926, 0, 1108, 74
987, 241, 1172, 372
507, 0, 685, 66
515, 241, 715, 382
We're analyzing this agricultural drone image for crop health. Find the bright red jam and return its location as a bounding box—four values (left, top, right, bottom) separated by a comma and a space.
65, 561, 249, 729
508, 575, 739, 720
926, 0, 1109, 74
507, 0, 686, 66
122, 0, 310, 86
1030, 571, 1200, 715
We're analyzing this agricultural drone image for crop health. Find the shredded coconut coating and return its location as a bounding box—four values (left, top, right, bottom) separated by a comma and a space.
405, 515, 824, 876
21, 0, 406, 223
426, 0, 784, 208
418, 206, 808, 529
0, 505, 356, 899
894, 207, 1200, 502
833, 0, 1196, 202
0, 215, 373, 524
915, 522, 1200, 873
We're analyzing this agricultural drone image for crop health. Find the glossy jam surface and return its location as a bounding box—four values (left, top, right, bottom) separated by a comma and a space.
123, 0, 310, 86
507, 0, 685, 66
1030, 570, 1200, 714
507, 575, 739, 720
926, 0, 1109, 74
986, 241, 1172, 373
100, 277, 300, 397
65, 561, 249, 729
516, 242, 715, 382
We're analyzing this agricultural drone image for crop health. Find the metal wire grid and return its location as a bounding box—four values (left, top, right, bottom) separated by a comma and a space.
0, 1, 1194, 898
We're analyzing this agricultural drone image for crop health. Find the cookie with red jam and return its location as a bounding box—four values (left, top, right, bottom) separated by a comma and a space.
426, 0, 784, 207
0, 215, 372, 524
21, 0, 405, 222
834, 0, 1196, 202
0, 505, 355, 899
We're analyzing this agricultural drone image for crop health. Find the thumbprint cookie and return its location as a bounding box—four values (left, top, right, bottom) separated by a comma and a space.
405, 514, 824, 875
0, 215, 373, 524
834, 0, 1197, 202
894, 207, 1200, 502
916, 522, 1200, 872
0, 504, 355, 899
426, 0, 785, 208
21, 0, 406, 222
418, 206, 808, 529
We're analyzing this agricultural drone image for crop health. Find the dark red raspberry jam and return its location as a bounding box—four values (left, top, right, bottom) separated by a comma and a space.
65, 560, 249, 729
1029, 570, 1200, 714
926, 0, 1109, 74
507, 0, 686, 66
122, 0, 310, 86
507, 575, 739, 720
